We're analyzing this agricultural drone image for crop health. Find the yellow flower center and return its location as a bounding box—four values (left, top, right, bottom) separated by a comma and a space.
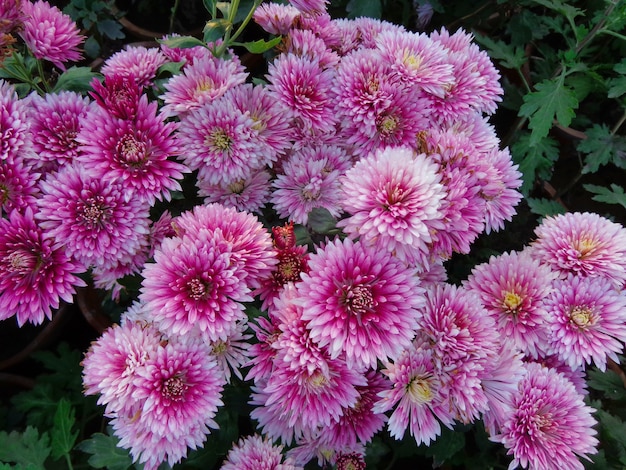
570, 305, 593, 329
403, 52, 422, 71
503, 291, 523, 312
406, 376, 433, 404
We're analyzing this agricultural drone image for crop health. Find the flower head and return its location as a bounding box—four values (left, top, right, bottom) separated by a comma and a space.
89, 74, 142, 120
198, 168, 271, 214
0, 80, 34, 163
253, 2, 301, 35
221, 434, 302, 470
101, 46, 167, 87
0, 157, 39, 216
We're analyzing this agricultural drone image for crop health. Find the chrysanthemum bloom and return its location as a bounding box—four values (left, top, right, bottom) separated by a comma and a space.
464, 251, 556, 358
0, 80, 34, 163
198, 168, 271, 214
208, 320, 252, 383
337, 146, 446, 268
0, 157, 39, 216
349, 16, 406, 50
376, 29, 454, 98
246, 314, 281, 383
76, 94, 187, 205
172, 203, 277, 288
256, 245, 309, 311
27, 90, 92, 173
286, 28, 339, 69
18, 0, 84, 70
529, 211, 626, 286
140, 230, 252, 342
176, 97, 261, 187
289, 0, 328, 14
296, 237, 424, 369
159, 33, 213, 65
528, 353, 588, 396
114, 337, 225, 470
267, 53, 337, 133
253, 2, 301, 35
418, 284, 501, 422
100, 46, 167, 87
160, 54, 248, 117
82, 320, 162, 416
493, 362, 598, 470
0, 207, 85, 326
543, 275, 626, 371
373, 342, 455, 445
222, 434, 303, 470
89, 74, 142, 120
286, 435, 366, 469
36, 164, 150, 270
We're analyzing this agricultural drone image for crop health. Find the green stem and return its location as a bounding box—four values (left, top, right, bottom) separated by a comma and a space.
214, 0, 262, 57
169, 0, 180, 33
64, 452, 74, 470
611, 108, 626, 135
36, 59, 50, 93
599, 29, 626, 42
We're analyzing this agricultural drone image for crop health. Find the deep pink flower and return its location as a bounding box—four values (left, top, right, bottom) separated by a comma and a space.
493, 362, 598, 470
159, 33, 213, 65
222, 434, 302, 470
255, 245, 309, 311
0, 157, 39, 216
544, 275, 626, 371
465, 250, 556, 358
0, 79, 34, 163
100, 46, 167, 87
89, 74, 142, 120
36, 163, 150, 270
246, 314, 281, 383
198, 168, 271, 214
140, 230, 252, 342
337, 146, 446, 268
19, 0, 84, 70
76, 95, 187, 205
297, 237, 424, 369
286, 28, 339, 68
0, 207, 85, 326
529, 211, 626, 286
253, 2, 301, 35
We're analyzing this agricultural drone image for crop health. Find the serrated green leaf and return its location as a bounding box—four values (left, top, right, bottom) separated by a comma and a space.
12, 383, 60, 429
76, 433, 132, 470
473, 33, 526, 70
519, 75, 579, 146
586, 367, 626, 400
157, 35, 206, 50
50, 399, 78, 460
578, 124, 626, 173
608, 58, 626, 98
531, 0, 583, 39
0, 427, 50, 469
584, 184, 626, 210
346, 0, 381, 19
526, 197, 566, 217
511, 134, 560, 195
235, 36, 282, 54
597, 409, 626, 462
97, 18, 125, 40
52, 66, 99, 93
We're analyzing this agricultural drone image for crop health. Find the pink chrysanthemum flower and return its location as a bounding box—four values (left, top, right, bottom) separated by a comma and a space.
338, 146, 446, 268
82, 320, 162, 416
89, 74, 142, 120
19, 0, 84, 70
208, 320, 252, 383
289, 0, 328, 14
296, 237, 424, 369
287, 435, 366, 469
27, 90, 92, 173
140, 230, 252, 342
286, 28, 339, 69
529, 211, 626, 286
246, 314, 281, 383
160, 54, 248, 117
350, 16, 407, 50
376, 29, 454, 98
36, 164, 150, 270
493, 362, 598, 470
221, 434, 303, 470
267, 53, 337, 133
198, 168, 271, 214
253, 2, 301, 35
0, 157, 39, 216
0, 207, 85, 326
373, 342, 455, 445
544, 275, 626, 371
76, 94, 187, 205
172, 203, 277, 288
464, 251, 556, 358
0, 80, 34, 163
100, 46, 167, 87
159, 33, 213, 65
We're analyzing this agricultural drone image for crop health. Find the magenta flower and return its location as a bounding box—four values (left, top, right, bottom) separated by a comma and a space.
544, 275, 626, 371
76, 94, 187, 205
287, 28, 339, 68
140, 231, 251, 342
89, 74, 142, 120
0, 79, 34, 163
36, 163, 150, 270
222, 434, 302, 470
0, 207, 85, 326
100, 46, 167, 87
493, 362, 598, 470
19, 0, 84, 70
465, 250, 556, 358
0, 157, 39, 216
530, 211, 626, 286
253, 2, 301, 35
338, 146, 446, 268
289, 0, 328, 14
198, 168, 271, 214
297, 237, 424, 369
246, 314, 281, 383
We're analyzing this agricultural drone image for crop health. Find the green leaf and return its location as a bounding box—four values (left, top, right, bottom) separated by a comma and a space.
526, 197, 566, 217
76, 433, 132, 470
157, 35, 206, 50
12, 383, 61, 429
596, 409, 626, 465
83, 35, 101, 59
423, 425, 465, 466
307, 207, 338, 234
97, 18, 125, 40
235, 36, 282, 54
203, 18, 230, 44
346, 0, 382, 19
586, 367, 626, 400
472, 33, 526, 70
50, 399, 78, 460
531, 0, 584, 39
52, 66, 99, 93
578, 124, 626, 173
519, 75, 579, 146
584, 184, 626, 210
608, 59, 626, 98
0, 427, 50, 469
203, 0, 217, 17
510, 134, 560, 195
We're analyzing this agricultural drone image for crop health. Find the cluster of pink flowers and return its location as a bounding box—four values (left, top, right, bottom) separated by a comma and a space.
1, 0, 619, 469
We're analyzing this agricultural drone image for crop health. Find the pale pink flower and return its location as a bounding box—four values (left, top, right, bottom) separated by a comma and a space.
159, 33, 213, 65
297, 237, 424, 369
198, 168, 271, 214
221, 434, 303, 470
101, 45, 167, 87
289, 0, 328, 14
0, 207, 85, 326
19, 0, 84, 70
253, 2, 301, 35
208, 320, 252, 383
286, 28, 339, 68
0, 80, 34, 163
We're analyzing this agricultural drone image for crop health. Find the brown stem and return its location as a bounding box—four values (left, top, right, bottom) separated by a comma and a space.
75, 285, 113, 335
0, 372, 36, 389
